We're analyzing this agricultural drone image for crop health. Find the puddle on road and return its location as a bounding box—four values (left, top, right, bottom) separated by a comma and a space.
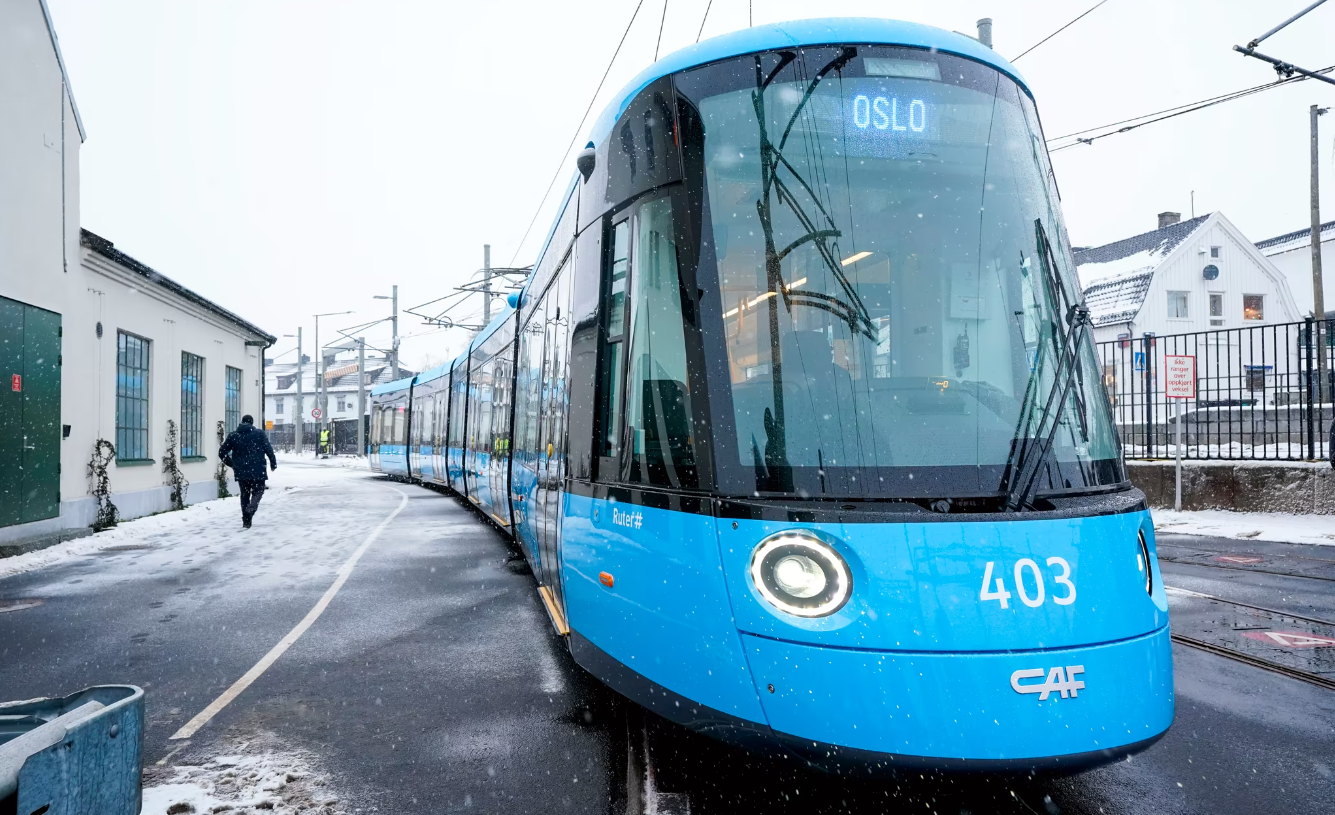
0, 598, 44, 613
1168, 590, 1335, 681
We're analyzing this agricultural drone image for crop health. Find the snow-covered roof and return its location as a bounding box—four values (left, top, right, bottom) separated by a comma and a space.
1255, 219, 1335, 255
1074, 214, 1209, 327
1082, 269, 1155, 327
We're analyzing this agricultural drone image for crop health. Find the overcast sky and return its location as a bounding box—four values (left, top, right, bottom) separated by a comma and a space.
46, 0, 1335, 369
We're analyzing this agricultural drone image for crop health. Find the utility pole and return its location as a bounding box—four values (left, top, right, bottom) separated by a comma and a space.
313, 317, 320, 447
391, 285, 399, 381
482, 244, 492, 324
313, 310, 354, 447
295, 327, 304, 455
357, 336, 366, 457
1312, 104, 1329, 399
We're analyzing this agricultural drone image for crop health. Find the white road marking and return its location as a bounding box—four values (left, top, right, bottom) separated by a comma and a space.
155, 741, 189, 766
170, 487, 409, 740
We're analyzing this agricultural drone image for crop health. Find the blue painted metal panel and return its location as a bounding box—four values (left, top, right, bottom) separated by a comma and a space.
563, 494, 766, 724
744, 626, 1173, 760
715, 511, 1166, 652
1, 685, 145, 815
447, 445, 466, 491
377, 444, 410, 476
588, 18, 1029, 150
417, 446, 435, 481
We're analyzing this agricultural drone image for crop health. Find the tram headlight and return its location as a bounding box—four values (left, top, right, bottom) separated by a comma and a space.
750, 532, 851, 617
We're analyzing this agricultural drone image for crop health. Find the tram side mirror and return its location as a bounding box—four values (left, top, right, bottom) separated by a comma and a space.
576, 143, 597, 182
507, 292, 520, 309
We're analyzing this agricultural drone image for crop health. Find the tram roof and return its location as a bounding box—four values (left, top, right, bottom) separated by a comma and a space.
370, 376, 414, 397
587, 17, 1029, 150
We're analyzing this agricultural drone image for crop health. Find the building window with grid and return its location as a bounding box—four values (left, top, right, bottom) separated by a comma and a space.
1167, 291, 1189, 319
1243, 294, 1264, 321
116, 332, 151, 461
275, 398, 284, 415
181, 352, 205, 458
225, 366, 242, 430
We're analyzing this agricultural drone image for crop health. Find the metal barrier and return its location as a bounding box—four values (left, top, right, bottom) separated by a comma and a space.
1096, 318, 1333, 461
0, 685, 144, 815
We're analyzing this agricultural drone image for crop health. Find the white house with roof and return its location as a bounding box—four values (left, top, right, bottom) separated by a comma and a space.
1255, 219, 1334, 318
263, 352, 409, 428
1076, 211, 1301, 344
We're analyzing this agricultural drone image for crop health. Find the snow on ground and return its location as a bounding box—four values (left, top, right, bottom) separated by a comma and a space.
142, 736, 352, 815
0, 461, 367, 582
274, 452, 370, 470
1153, 508, 1335, 546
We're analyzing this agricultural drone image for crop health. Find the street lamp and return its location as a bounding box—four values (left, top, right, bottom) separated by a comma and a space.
281, 330, 303, 453
373, 285, 399, 380
313, 311, 354, 452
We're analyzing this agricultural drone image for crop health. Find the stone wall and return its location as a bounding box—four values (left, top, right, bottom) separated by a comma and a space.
1128, 460, 1334, 514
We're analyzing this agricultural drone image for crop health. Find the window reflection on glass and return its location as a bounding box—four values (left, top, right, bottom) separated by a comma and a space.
1243, 294, 1264, 321
600, 220, 631, 462
1209, 293, 1223, 318
623, 196, 697, 486
678, 46, 1122, 496
1167, 291, 1189, 319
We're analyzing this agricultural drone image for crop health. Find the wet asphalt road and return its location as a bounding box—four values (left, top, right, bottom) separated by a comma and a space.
1, 472, 1333, 814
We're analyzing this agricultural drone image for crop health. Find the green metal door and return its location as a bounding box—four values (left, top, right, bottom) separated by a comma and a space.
0, 296, 62, 528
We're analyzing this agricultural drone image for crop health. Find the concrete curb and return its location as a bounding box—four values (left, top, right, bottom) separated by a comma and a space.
1128, 460, 1334, 514
0, 528, 94, 560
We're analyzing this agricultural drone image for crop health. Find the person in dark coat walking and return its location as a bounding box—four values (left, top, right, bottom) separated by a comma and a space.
219, 415, 277, 528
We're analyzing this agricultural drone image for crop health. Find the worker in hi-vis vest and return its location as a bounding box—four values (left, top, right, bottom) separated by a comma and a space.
319, 427, 331, 456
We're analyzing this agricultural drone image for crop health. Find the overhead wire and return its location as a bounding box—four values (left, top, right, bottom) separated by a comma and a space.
1048, 64, 1335, 152
696, 0, 712, 42
1011, 0, 1111, 62
655, 0, 670, 61
507, 0, 649, 266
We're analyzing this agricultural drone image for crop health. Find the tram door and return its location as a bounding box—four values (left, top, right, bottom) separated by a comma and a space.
534, 266, 571, 610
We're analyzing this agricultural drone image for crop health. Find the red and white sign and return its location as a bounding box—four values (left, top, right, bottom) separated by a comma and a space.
1164, 355, 1196, 398
1241, 630, 1335, 649
1215, 555, 1264, 565
10, 374, 19, 392
310, 407, 323, 419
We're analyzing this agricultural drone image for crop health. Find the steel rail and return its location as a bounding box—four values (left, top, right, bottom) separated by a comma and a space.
1164, 585, 1335, 629
1170, 634, 1335, 692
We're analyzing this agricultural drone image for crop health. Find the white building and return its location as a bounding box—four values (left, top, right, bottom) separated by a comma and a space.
263, 353, 407, 428
1, 1, 274, 544
1076, 211, 1301, 343
1256, 219, 1334, 317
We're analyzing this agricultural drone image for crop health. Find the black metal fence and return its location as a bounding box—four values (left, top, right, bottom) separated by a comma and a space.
1095, 318, 1332, 461
265, 417, 368, 455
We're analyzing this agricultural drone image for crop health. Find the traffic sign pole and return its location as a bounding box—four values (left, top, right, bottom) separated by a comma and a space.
1164, 355, 1197, 512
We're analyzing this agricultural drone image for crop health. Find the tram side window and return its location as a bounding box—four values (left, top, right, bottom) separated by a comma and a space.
598, 219, 631, 472
392, 405, 405, 445
371, 406, 382, 445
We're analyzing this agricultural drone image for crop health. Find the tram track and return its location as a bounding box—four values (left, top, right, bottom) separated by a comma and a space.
1157, 545, 1335, 584
1164, 585, 1335, 693
1169, 634, 1335, 692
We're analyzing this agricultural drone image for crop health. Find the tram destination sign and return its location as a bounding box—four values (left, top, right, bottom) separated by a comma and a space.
1164, 355, 1196, 399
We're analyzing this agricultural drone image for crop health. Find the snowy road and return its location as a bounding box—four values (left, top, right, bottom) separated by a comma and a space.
2, 471, 1333, 814
0, 462, 617, 814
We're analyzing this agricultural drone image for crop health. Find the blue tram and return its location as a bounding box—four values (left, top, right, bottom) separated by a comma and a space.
371, 18, 1173, 773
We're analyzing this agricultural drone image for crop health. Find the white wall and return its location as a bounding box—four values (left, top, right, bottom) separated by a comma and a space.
70, 248, 267, 521
1262, 231, 1335, 317
1, 0, 81, 325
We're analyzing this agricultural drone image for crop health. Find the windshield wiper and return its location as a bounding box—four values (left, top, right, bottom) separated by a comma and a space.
1000, 219, 1093, 512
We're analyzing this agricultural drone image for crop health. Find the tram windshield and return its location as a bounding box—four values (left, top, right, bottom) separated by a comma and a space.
674, 46, 1124, 500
